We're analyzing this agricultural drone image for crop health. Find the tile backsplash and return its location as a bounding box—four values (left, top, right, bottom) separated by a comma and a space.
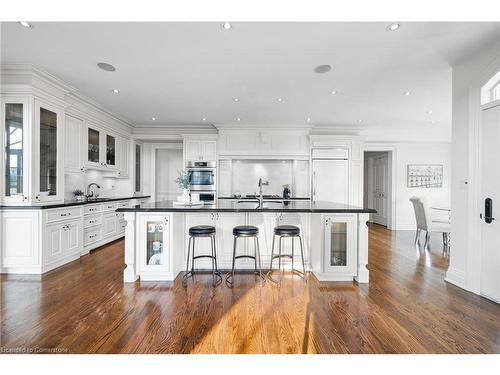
64, 171, 122, 200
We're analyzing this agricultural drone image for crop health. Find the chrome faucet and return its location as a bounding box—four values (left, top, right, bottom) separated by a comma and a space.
86, 183, 101, 200
258, 178, 269, 208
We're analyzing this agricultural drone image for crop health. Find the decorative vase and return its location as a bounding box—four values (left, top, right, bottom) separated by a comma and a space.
182, 188, 190, 204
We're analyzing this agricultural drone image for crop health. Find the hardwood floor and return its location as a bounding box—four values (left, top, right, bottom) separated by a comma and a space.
2, 224, 500, 354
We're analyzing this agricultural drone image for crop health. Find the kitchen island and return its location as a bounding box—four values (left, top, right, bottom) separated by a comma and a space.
117, 199, 375, 283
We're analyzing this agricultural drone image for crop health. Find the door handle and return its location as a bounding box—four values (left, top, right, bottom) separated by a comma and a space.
312, 172, 316, 199
485, 197, 495, 223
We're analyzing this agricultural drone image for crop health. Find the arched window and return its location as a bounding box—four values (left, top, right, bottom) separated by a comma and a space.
481, 70, 500, 105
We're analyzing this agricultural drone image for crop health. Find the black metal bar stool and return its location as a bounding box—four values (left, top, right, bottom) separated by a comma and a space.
183, 225, 222, 287
225, 225, 265, 287
268, 225, 306, 285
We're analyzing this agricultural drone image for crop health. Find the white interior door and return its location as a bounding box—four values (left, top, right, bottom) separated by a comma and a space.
372, 155, 388, 226
480, 100, 500, 303
312, 159, 349, 204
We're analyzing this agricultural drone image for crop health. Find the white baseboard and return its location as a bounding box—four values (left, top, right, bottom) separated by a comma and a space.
445, 266, 468, 291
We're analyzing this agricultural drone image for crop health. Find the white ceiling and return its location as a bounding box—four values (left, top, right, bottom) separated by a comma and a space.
1, 22, 499, 133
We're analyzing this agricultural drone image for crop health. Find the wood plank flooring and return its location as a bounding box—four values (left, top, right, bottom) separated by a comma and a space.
1, 224, 500, 353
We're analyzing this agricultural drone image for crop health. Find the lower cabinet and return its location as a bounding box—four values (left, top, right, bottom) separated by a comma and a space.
247, 212, 279, 263
102, 212, 118, 238
44, 219, 83, 269
319, 214, 357, 280
137, 213, 173, 280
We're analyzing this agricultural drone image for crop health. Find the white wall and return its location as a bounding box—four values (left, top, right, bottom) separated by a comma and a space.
447, 39, 500, 293
394, 143, 451, 230
364, 142, 451, 231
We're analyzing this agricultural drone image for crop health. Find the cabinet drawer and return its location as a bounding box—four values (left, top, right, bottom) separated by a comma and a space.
116, 212, 125, 222
116, 200, 132, 208
84, 204, 102, 215
119, 220, 127, 232
46, 206, 83, 223
84, 214, 102, 228
84, 227, 102, 247
102, 202, 117, 212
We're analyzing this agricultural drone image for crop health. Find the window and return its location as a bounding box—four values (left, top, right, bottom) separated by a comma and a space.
481, 70, 500, 105
135, 143, 142, 193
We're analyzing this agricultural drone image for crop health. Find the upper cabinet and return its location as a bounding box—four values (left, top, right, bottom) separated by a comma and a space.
82, 123, 118, 170
64, 115, 83, 173
1, 97, 31, 204
35, 100, 64, 203
183, 136, 217, 162
1, 95, 64, 204
65, 119, 129, 177
218, 130, 309, 157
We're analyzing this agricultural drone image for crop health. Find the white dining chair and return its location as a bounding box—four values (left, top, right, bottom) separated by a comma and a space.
409, 197, 451, 254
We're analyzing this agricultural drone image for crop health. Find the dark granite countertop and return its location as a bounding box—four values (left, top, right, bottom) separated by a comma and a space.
117, 199, 376, 213
0, 195, 150, 210
218, 196, 310, 200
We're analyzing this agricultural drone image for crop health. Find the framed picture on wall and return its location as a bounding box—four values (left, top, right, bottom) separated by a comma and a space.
407, 164, 443, 188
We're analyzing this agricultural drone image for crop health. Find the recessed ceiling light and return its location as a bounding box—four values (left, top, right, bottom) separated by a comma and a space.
151, 117, 156, 121
358, 119, 363, 123
222, 22, 232, 30
403, 91, 411, 96
386, 23, 400, 32
314, 65, 332, 74
19, 21, 32, 28
202, 117, 207, 121
330, 90, 337, 95
97, 62, 116, 72
236, 117, 241, 122
307, 117, 311, 122
276, 98, 283, 102
112, 89, 119, 94
426, 110, 433, 115
233, 98, 239, 102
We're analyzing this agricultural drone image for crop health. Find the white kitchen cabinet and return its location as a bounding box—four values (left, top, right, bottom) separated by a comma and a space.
312, 159, 349, 204
116, 137, 130, 178
279, 212, 310, 264
34, 99, 65, 203
43, 218, 82, 269
218, 130, 309, 157
102, 212, 118, 238
82, 123, 119, 171
1, 97, 31, 204
64, 115, 83, 173
137, 213, 173, 280
184, 139, 217, 161
322, 215, 357, 278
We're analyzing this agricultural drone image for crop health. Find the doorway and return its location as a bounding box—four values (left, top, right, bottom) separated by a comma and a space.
364, 151, 392, 227
155, 147, 183, 202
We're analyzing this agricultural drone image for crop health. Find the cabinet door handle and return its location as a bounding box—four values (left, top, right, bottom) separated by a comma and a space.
60, 213, 71, 217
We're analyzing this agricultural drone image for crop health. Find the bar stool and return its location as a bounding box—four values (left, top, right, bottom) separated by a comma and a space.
268, 225, 306, 285
183, 225, 222, 287
225, 225, 266, 287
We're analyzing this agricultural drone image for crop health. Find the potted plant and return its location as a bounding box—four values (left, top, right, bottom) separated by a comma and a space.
73, 189, 86, 201
175, 170, 190, 203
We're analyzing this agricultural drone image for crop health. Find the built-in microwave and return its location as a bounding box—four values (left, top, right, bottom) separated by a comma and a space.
186, 161, 216, 191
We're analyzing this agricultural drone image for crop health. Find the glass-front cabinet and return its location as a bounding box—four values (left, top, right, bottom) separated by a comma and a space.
323, 215, 357, 276
2, 98, 30, 203
83, 123, 118, 170
34, 100, 64, 203
87, 127, 100, 166
138, 214, 172, 279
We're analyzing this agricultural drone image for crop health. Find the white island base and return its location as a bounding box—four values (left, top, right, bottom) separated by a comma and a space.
122, 208, 370, 284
